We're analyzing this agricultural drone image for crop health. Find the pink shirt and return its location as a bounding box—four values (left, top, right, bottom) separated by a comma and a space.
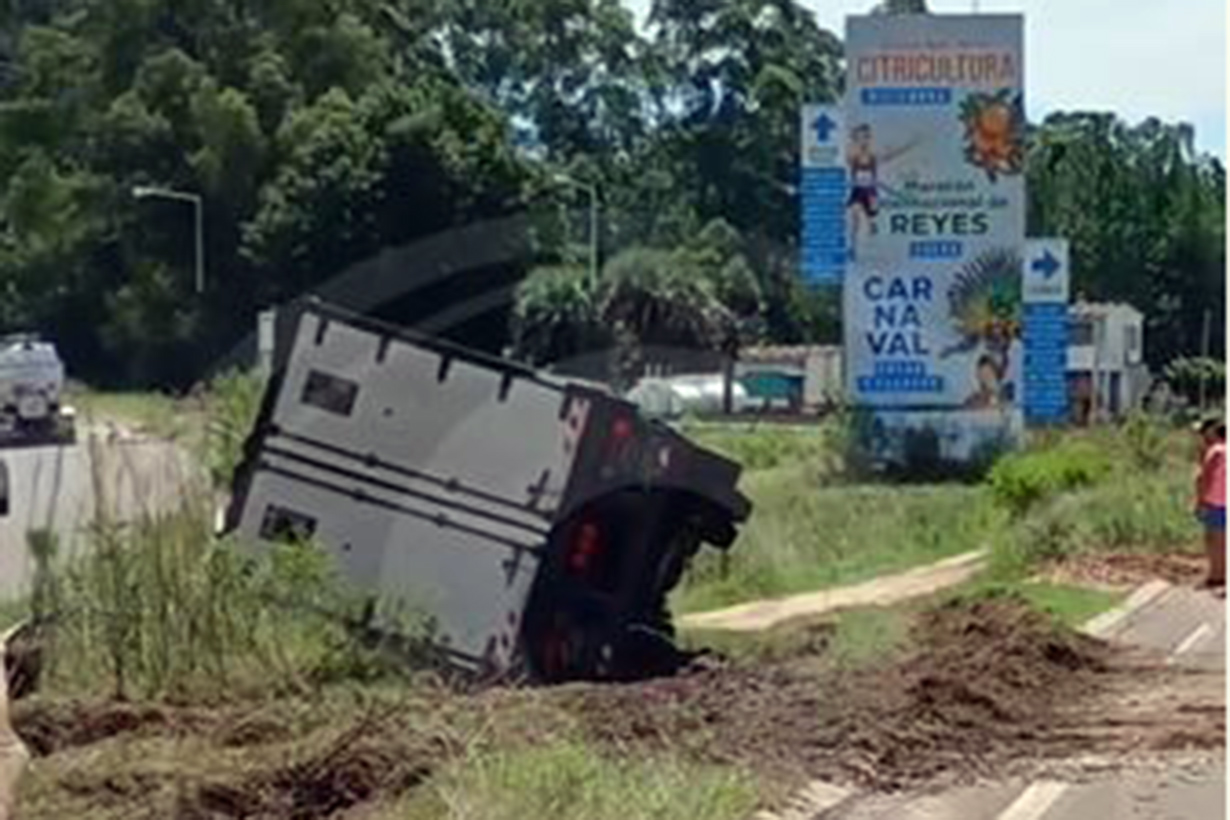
1200, 442, 1226, 509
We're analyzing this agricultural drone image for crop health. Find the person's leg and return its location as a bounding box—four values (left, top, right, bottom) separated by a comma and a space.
1211, 527, 1227, 587
1204, 509, 1226, 587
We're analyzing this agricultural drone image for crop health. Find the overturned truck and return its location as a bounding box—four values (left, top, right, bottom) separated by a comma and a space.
225, 299, 751, 683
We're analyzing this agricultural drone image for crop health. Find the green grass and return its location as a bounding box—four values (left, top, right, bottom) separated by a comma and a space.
675, 463, 1003, 613
989, 422, 1200, 577
676, 417, 1203, 617
826, 604, 914, 665
684, 422, 839, 473
948, 576, 1123, 629
0, 597, 27, 630
393, 740, 760, 820
26, 486, 398, 701
69, 389, 202, 443
1016, 582, 1124, 628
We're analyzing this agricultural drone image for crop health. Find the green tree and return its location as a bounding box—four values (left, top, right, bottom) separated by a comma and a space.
1028, 113, 1225, 365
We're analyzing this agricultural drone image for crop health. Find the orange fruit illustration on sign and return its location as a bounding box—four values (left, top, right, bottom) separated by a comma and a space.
960, 91, 1024, 180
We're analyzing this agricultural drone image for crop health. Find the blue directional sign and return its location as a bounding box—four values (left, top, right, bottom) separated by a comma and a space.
1023, 239, 1071, 424
1032, 249, 1061, 279
800, 104, 846, 285
812, 111, 837, 143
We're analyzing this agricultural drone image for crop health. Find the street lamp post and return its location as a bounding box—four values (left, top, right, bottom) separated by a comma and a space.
132, 186, 205, 294
552, 174, 599, 287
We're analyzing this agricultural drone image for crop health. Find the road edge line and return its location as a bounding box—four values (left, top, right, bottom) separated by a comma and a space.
1169, 621, 1214, 661
1079, 579, 1171, 639
995, 780, 1069, 820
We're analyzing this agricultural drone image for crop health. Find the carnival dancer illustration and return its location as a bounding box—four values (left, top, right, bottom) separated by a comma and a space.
963, 353, 1004, 410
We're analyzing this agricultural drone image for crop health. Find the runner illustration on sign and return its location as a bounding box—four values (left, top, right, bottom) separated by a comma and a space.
846, 124, 924, 261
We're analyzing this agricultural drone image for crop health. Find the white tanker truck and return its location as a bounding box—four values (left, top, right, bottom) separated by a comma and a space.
0, 335, 75, 447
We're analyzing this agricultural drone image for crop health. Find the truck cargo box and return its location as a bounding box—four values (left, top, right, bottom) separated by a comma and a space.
226, 299, 750, 681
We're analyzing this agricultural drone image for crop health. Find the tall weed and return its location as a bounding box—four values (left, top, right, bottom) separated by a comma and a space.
31, 443, 422, 701
987, 441, 1112, 516
201, 369, 265, 489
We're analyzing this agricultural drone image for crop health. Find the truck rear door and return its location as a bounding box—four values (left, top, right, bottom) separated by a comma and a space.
227, 301, 591, 676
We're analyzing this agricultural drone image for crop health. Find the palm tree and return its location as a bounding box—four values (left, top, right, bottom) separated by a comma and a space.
509, 265, 603, 368
598, 246, 733, 390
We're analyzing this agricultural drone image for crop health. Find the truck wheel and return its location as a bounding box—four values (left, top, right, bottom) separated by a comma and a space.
647, 594, 675, 639
616, 623, 685, 680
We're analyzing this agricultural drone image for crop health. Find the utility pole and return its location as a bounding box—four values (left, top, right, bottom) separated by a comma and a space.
1097, 314, 1107, 427
132, 186, 206, 294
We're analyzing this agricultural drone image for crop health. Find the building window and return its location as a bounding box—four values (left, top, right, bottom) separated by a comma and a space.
1124, 325, 1141, 363
1069, 319, 1095, 346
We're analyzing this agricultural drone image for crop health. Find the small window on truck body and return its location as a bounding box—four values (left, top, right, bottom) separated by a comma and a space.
301, 369, 359, 417
259, 504, 318, 544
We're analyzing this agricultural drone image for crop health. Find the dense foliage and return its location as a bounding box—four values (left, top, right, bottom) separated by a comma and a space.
0, 0, 1221, 388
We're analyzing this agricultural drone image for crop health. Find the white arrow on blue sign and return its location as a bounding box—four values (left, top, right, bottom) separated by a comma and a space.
1023, 238, 1070, 304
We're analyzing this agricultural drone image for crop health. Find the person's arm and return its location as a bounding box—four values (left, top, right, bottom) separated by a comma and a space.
1197, 450, 1215, 511
881, 135, 927, 164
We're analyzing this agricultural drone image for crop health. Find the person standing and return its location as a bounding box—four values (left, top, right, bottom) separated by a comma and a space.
1195, 417, 1226, 590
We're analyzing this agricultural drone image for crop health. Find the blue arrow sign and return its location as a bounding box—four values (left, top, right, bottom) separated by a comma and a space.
1032, 250, 1061, 279
812, 113, 836, 144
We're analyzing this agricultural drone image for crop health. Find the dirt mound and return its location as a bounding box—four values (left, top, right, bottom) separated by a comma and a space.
214, 713, 296, 748
13, 699, 213, 755
821, 595, 1110, 787
3, 626, 44, 700
1048, 553, 1208, 588
58, 770, 162, 806
180, 712, 448, 819
555, 593, 1113, 790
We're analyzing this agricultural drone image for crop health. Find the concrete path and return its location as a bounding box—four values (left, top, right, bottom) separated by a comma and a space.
0, 432, 195, 601
682, 550, 987, 632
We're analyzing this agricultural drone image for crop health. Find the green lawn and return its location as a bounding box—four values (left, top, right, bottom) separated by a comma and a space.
68, 389, 196, 441
675, 461, 1002, 613
1016, 582, 1124, 628
392, 740, 760, 820
676, 417, 1201, 616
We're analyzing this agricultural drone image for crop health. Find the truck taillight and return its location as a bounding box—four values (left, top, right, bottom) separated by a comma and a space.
605, 417, 636, 469
610, 416, 633, 443
566, 520, 605, 575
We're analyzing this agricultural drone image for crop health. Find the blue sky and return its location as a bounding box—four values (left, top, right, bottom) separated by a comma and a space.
623, 0, 1227, 158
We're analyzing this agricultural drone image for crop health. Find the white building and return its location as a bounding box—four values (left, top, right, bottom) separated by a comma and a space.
1067, 301, 1149, 422
624, 375, 751, 419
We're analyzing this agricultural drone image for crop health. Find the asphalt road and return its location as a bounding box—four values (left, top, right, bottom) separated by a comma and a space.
0, 434, 193, 601
827, 584, 1226, 820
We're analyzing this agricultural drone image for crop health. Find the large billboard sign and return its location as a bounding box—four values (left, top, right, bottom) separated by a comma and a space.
843, 15, 1026, 412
